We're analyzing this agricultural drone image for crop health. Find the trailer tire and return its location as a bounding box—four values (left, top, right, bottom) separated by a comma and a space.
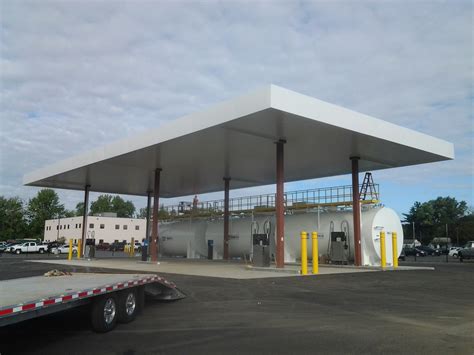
118, 289, 138, 323
91, 294, 118, 332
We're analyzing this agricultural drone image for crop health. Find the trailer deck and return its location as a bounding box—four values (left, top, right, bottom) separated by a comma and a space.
0, 273, 184, 330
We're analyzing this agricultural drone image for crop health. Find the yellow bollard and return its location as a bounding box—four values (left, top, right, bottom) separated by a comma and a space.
392, 232, 398, 268
301, 231, 308, 275
77, 239, 82, 259
312, 232, 319, 274
380, 231, 386, 269
130, 238, 135, 257
68, 239, 73, 261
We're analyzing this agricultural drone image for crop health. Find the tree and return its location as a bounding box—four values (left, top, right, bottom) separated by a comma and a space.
90, 195, 114, 215
403, 197, 469, 244
111, 195, 135, 218
0, 196, 28, 241
136, 207, 148, 219
75, 202, 85, 216
89, 194, 135, 218
158, 205, 170, 219
27, 189, 65, 238
136, 205, 169, 220
455, 209, 474, 245
64, 210, 76, 217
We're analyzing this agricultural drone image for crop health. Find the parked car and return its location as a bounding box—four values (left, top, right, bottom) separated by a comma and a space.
96, 242, 110, 251
398, 248, 406, 261
403, 247, 427, 257
458, 246, 474, 262
51, 244, 78, 255
3, 243, 19, 253
0, 242, 10, 252
46, 241, 62, 253
10, 242, 47, 254
418, 245, 441, 256
109, 242, 126, 252
448, 247, 462, 258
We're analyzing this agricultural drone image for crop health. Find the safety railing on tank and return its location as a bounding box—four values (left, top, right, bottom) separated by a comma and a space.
158, 184, 380, 220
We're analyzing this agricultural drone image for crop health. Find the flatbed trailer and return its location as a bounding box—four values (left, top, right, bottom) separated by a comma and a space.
0, 273, 185, 332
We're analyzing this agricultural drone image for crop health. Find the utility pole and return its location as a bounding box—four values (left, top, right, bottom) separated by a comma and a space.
57, 213, 60, 241
446, 223, 449, 263
412, 221, 416, 262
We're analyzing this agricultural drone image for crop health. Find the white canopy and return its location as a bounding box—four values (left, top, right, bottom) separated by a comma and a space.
24, 85, 454, 197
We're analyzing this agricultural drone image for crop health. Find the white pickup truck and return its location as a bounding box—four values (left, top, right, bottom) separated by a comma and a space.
10, 242, 48, 254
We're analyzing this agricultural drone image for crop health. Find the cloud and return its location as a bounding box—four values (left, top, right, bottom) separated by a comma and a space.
0, 0, 472, 214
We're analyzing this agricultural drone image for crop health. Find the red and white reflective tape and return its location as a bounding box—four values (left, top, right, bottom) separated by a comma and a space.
0, 274, 174, 318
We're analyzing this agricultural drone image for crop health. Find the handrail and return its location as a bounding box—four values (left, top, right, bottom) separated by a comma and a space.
159, 184, 380, 219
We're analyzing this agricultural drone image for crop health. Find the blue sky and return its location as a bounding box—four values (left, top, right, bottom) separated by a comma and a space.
0, 0, 472, 217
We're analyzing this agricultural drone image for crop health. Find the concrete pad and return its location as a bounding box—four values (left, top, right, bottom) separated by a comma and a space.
246, 264, 379, 275
28, 258, 379, 279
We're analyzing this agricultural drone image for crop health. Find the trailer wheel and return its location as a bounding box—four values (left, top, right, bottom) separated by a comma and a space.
91, 295, 118, 332
118, 289, 138, 323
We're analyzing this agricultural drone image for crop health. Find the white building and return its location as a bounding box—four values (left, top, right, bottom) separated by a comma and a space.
44, 214, 146, 245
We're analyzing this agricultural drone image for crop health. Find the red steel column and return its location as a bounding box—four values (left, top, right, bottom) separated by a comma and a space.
80, 184, 90, 258
351, 157, 362, 266
276, 140, 286, 268
144, 191, 151, 261
223, 177, 230, 260
151, 168, 161, 263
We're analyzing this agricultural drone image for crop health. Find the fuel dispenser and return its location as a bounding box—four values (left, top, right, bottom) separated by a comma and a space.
207, 240, 214, 260
329, 231, 348, 264
85, 238, 96, 258
252, 220, 271, 267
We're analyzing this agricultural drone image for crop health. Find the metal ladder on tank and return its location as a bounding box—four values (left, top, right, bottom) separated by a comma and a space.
359, 172, 378, 201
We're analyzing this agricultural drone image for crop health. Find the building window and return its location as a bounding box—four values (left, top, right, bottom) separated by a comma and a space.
115, 225, 120, 230
60, 225, 62, 230
135, 226, 140, 231
79, 223, 81, 228
89, 223, 94, 229
100, 224, 105, 229
56, 225, 59, 230
67, 225, 70, 229
75, 224, 77, 228
123, 225, 128, 230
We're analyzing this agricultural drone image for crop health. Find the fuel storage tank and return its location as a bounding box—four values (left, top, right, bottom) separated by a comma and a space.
158, 206, 403, 266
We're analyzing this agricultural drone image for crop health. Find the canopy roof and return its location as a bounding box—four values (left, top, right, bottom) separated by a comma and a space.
24, 85, 454, 197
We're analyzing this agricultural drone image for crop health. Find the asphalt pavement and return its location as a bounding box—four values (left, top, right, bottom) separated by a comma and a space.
0, 256, 473, 355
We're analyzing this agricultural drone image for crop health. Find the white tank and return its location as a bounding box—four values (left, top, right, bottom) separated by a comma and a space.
159, 207, 403, 266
